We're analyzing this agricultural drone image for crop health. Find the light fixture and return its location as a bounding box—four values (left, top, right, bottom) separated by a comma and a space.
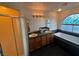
32, 12, 44, 18
32, 14, 44, 18
57, 8, 62, 12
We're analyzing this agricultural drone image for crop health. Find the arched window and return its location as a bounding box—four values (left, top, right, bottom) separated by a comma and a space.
61, 14, 79, 33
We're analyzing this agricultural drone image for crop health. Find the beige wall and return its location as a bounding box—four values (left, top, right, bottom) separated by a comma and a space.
57, 7, 79, 29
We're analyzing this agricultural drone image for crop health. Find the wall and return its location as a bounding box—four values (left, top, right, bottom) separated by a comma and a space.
25, 7, 79, 32
19, 9, 29, 56
57, 7, 79, 29
29, 18, 46, 32
48, 11, 58, 30
25, 9, 58, 32
27, 7, 79, 31
24, 9, 47, 32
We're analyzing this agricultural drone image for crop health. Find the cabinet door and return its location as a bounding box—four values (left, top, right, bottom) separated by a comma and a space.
0, 16, 17, 56
50, 34, 53, 43
47, 34, 53, 44
29, 38, 35, 52
35, 37, 42, 49
41, 35, 46, 46
47, 34, 51, 44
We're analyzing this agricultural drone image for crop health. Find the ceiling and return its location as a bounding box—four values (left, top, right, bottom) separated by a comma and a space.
0, 2, 79, 17
0, 2, 79, 12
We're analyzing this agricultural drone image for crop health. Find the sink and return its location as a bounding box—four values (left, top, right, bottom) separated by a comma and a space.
29, 33, 38, 37
45, 30, 52, 33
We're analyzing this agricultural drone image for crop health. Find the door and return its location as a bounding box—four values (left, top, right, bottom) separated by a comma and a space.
0, 16, 17, 56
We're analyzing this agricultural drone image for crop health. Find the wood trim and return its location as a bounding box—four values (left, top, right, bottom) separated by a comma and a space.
12, 17, 24, 56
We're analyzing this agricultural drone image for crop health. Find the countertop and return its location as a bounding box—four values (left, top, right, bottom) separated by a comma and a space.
29, 32, 52, 38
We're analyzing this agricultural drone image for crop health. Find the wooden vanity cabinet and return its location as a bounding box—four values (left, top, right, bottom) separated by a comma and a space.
47, 34, 51, 44
47, 33, 53, 44
29, 33, 53, 52
41, 35, 47, 46
29, 38, 36, 52
50, 34, 54, 43
35, 37, 42, 49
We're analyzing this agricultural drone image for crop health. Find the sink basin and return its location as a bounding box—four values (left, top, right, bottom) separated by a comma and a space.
29, 33, 38, 37
45, 30, 52, 33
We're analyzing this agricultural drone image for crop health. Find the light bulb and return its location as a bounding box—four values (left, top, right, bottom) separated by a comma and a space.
57, 8, 62, 12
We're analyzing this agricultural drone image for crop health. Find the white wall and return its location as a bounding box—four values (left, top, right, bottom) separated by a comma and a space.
48, 12, 58, 30
20, 18, 29, 56
29, 18, 46, 32
24, 9, 48, 32
24, 9, 58, 32
20, 9, 29, 56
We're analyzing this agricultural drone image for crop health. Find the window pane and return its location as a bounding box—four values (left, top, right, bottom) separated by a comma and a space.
63, 17, 75, 24
61, 25, 73, 32
63, 17, 72, 24
73, 26, 79, 33
63, 14, 79, 24
74, 18, 79, 24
